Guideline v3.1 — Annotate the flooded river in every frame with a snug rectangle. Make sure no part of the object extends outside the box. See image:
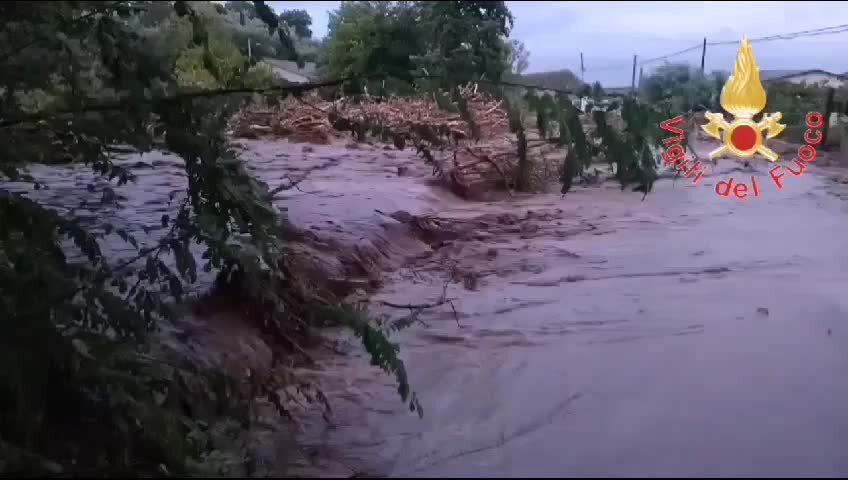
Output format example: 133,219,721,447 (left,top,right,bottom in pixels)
11,139,848,477
283,142,848,477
